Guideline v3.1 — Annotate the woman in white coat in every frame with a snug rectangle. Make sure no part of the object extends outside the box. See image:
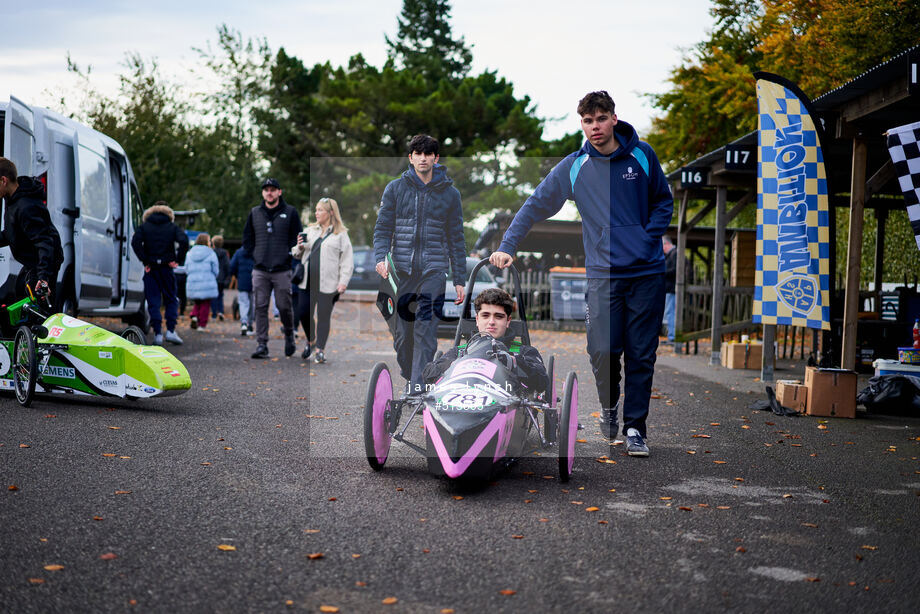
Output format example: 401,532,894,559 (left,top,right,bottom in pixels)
291,197,354,363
